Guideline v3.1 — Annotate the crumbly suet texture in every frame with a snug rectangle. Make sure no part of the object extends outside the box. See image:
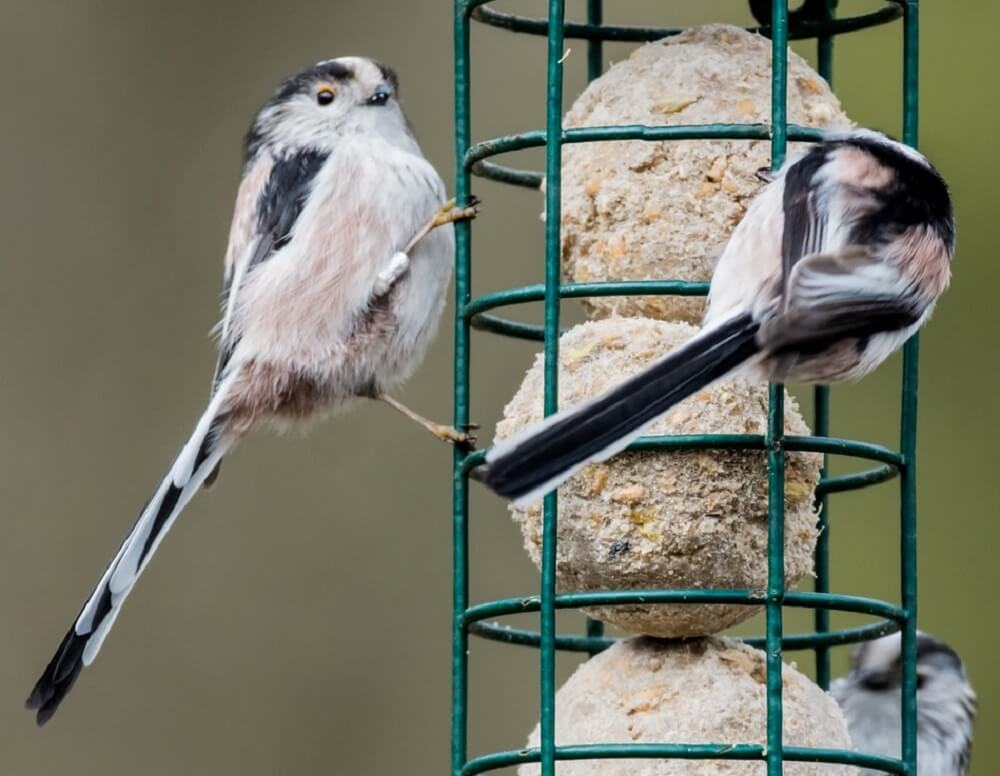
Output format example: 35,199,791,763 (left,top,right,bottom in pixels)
494,318,821,637
555,24,852,324
518,637,857,776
